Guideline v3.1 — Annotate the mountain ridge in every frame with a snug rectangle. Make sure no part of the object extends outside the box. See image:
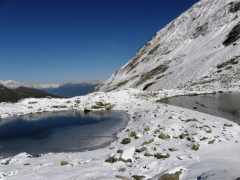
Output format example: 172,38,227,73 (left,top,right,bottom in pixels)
0,80,102,90
95,0,240,92
0,85,60,103
42,81,102,97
